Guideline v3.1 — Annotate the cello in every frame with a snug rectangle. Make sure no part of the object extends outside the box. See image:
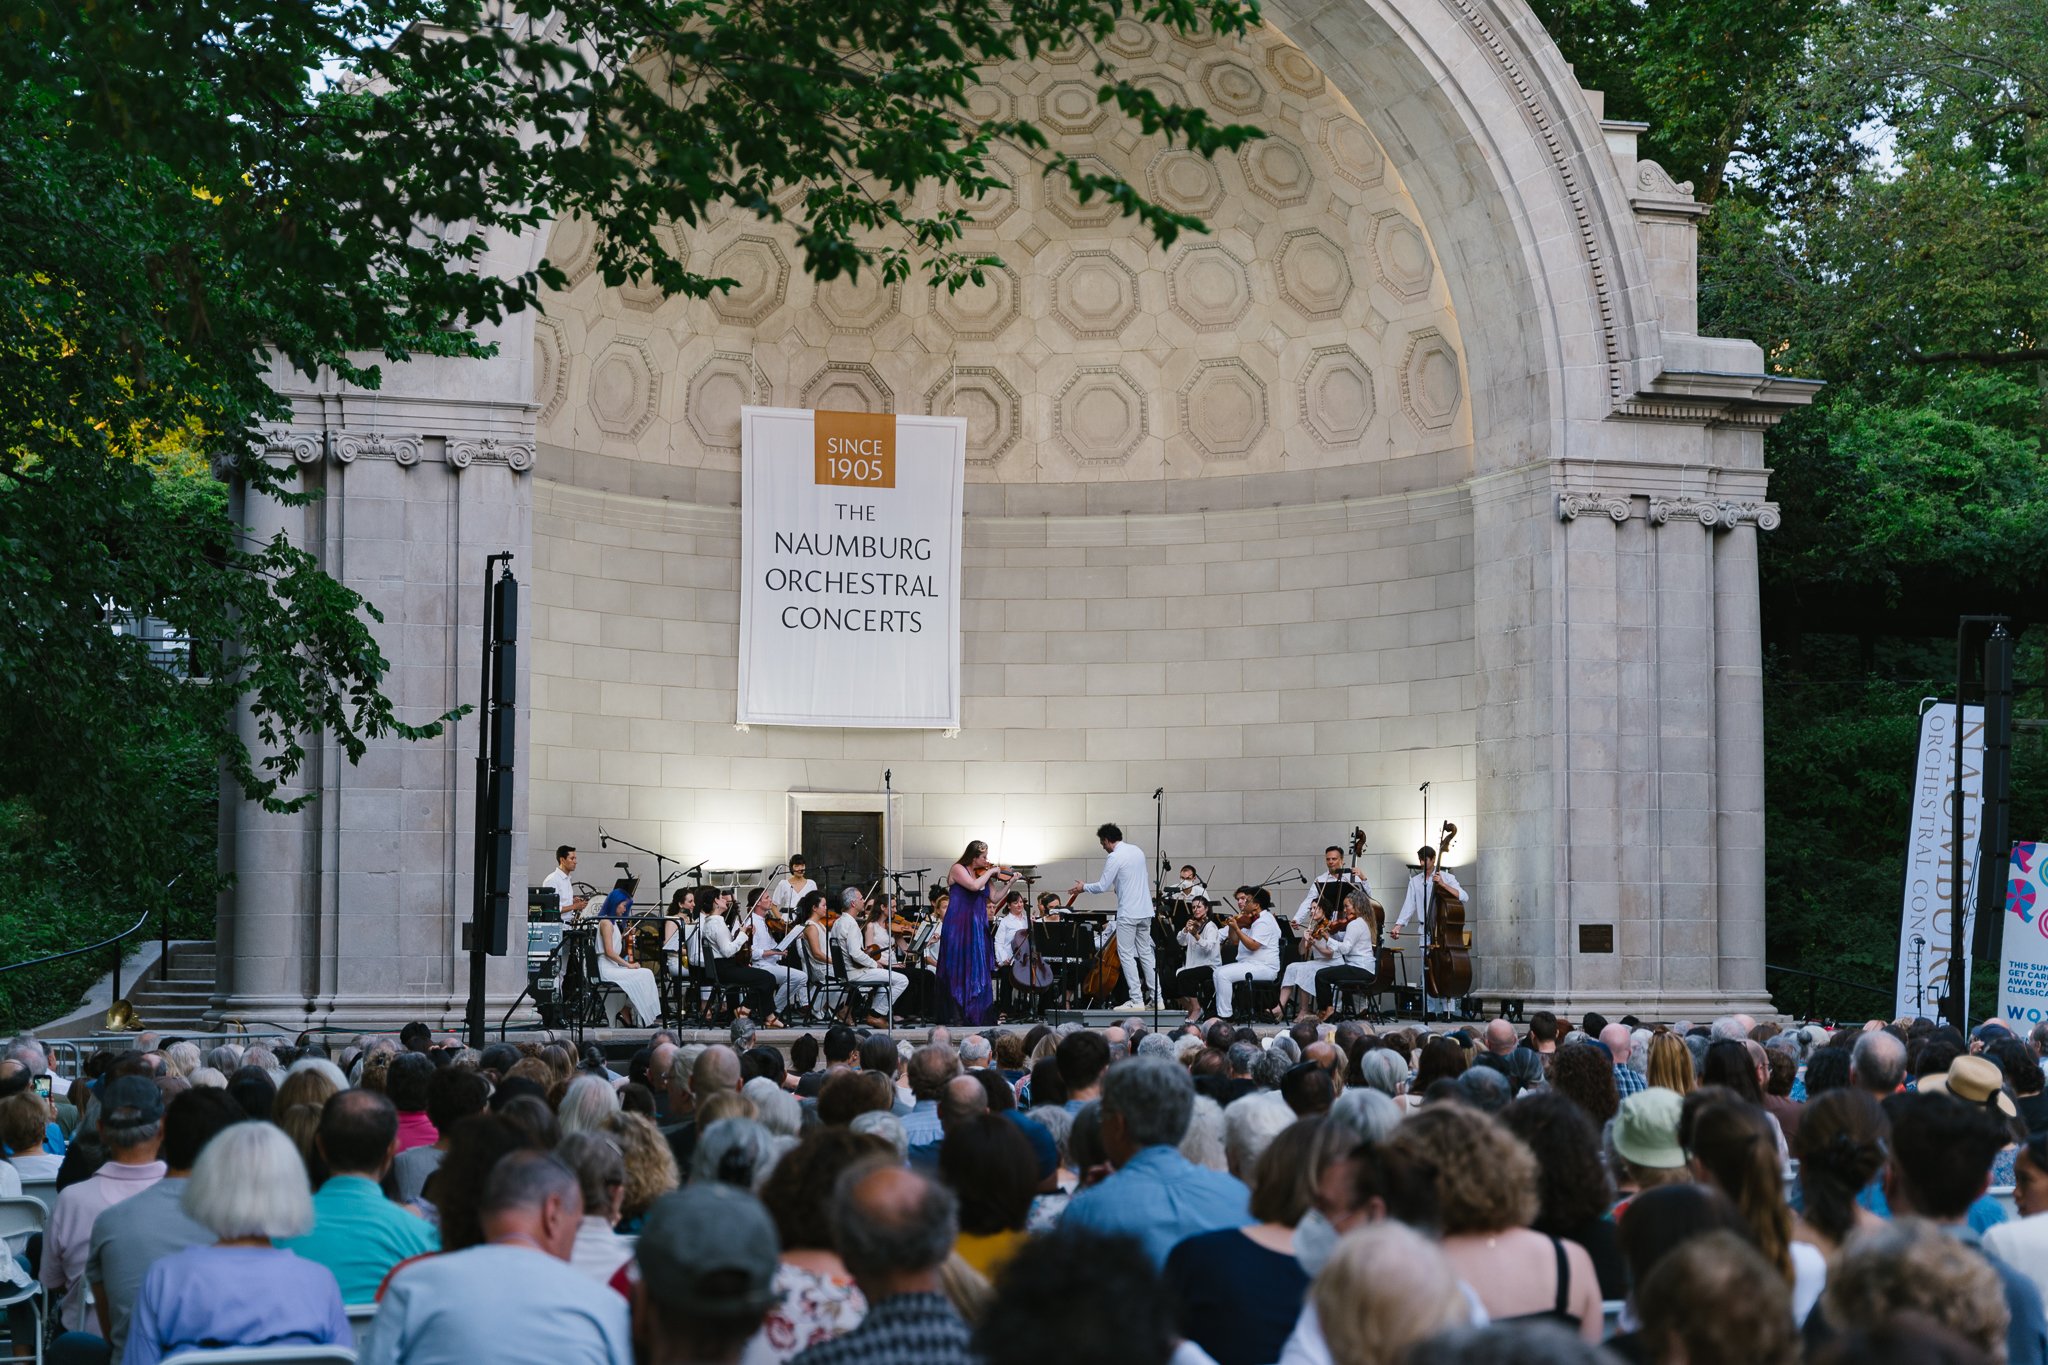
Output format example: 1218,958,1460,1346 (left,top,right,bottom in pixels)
1422,821,1472,1001
1074,889,1123,1003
